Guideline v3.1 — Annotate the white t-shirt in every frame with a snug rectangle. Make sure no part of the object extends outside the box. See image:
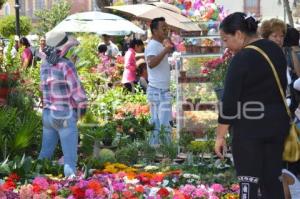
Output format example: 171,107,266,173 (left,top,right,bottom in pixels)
145,39,170,89
98,41,120,58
